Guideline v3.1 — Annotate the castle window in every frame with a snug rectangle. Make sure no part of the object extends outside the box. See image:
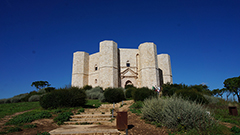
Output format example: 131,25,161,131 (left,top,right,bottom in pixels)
95,79,97,84
95,64,98,71
126,60,130,67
